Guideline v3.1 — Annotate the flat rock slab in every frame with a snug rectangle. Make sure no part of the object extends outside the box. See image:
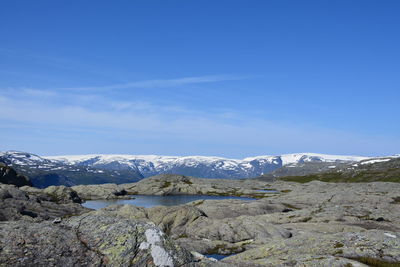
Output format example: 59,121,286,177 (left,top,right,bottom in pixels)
0,214,196,267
